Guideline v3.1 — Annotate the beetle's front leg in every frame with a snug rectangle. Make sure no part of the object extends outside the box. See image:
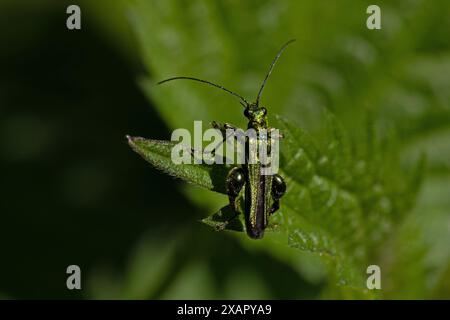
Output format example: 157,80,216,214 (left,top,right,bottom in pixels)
211,121,237,134
226,166,246,214
203,121,242,163
269,127,284,139
270,174,286,214
181,121,238,163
